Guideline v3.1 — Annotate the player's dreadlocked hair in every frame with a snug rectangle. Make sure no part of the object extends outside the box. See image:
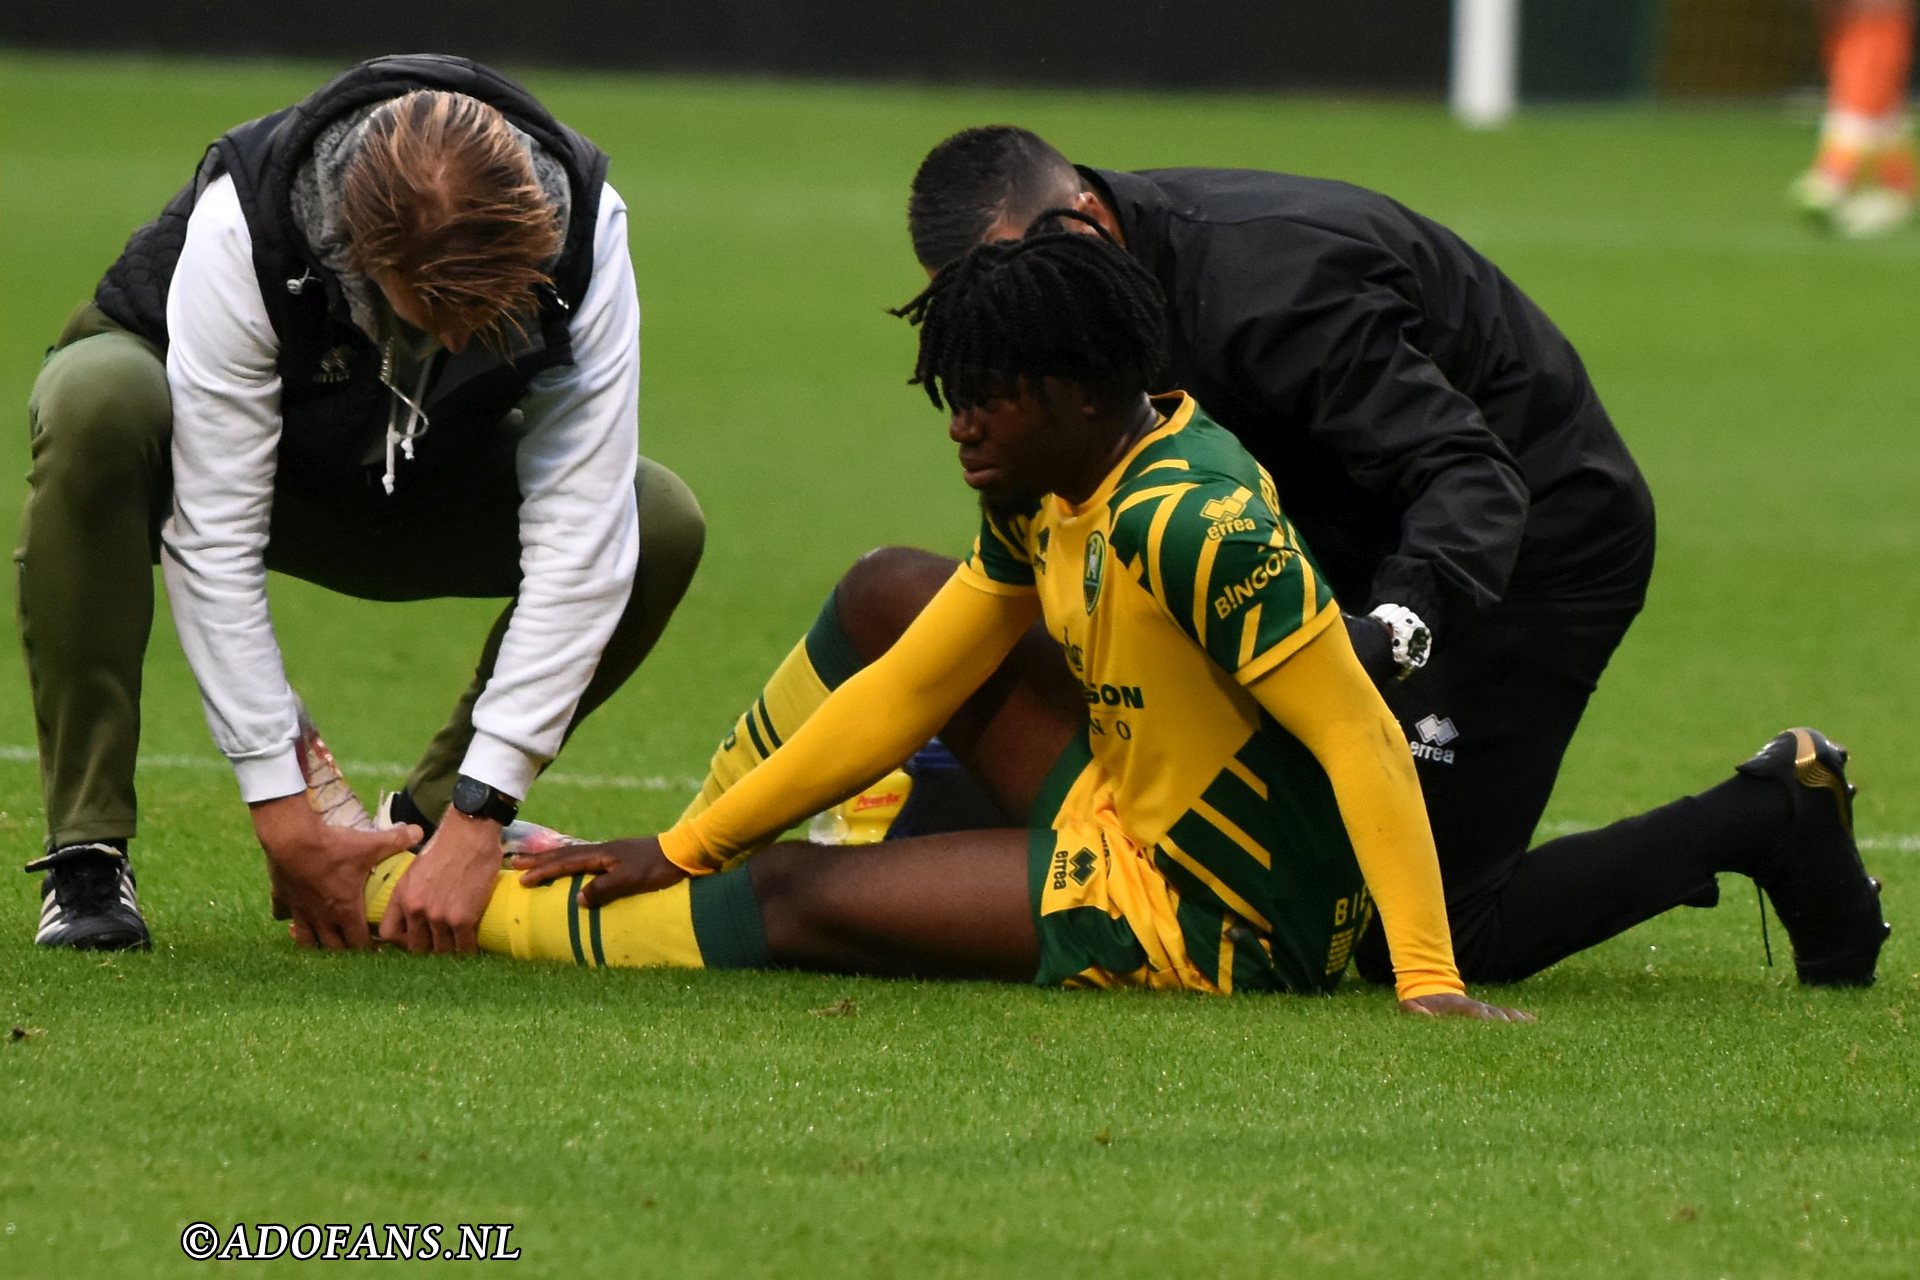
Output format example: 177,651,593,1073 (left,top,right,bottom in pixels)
892,212,1169,413
907,126,1084,270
